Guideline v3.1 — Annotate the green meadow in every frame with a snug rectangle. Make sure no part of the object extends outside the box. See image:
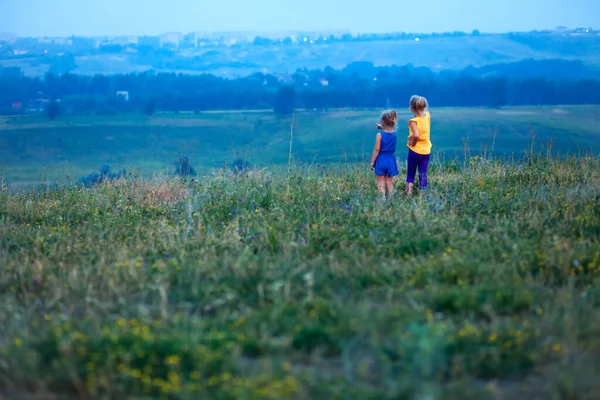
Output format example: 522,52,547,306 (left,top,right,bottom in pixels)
1,150,600,398
1,105,599,187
